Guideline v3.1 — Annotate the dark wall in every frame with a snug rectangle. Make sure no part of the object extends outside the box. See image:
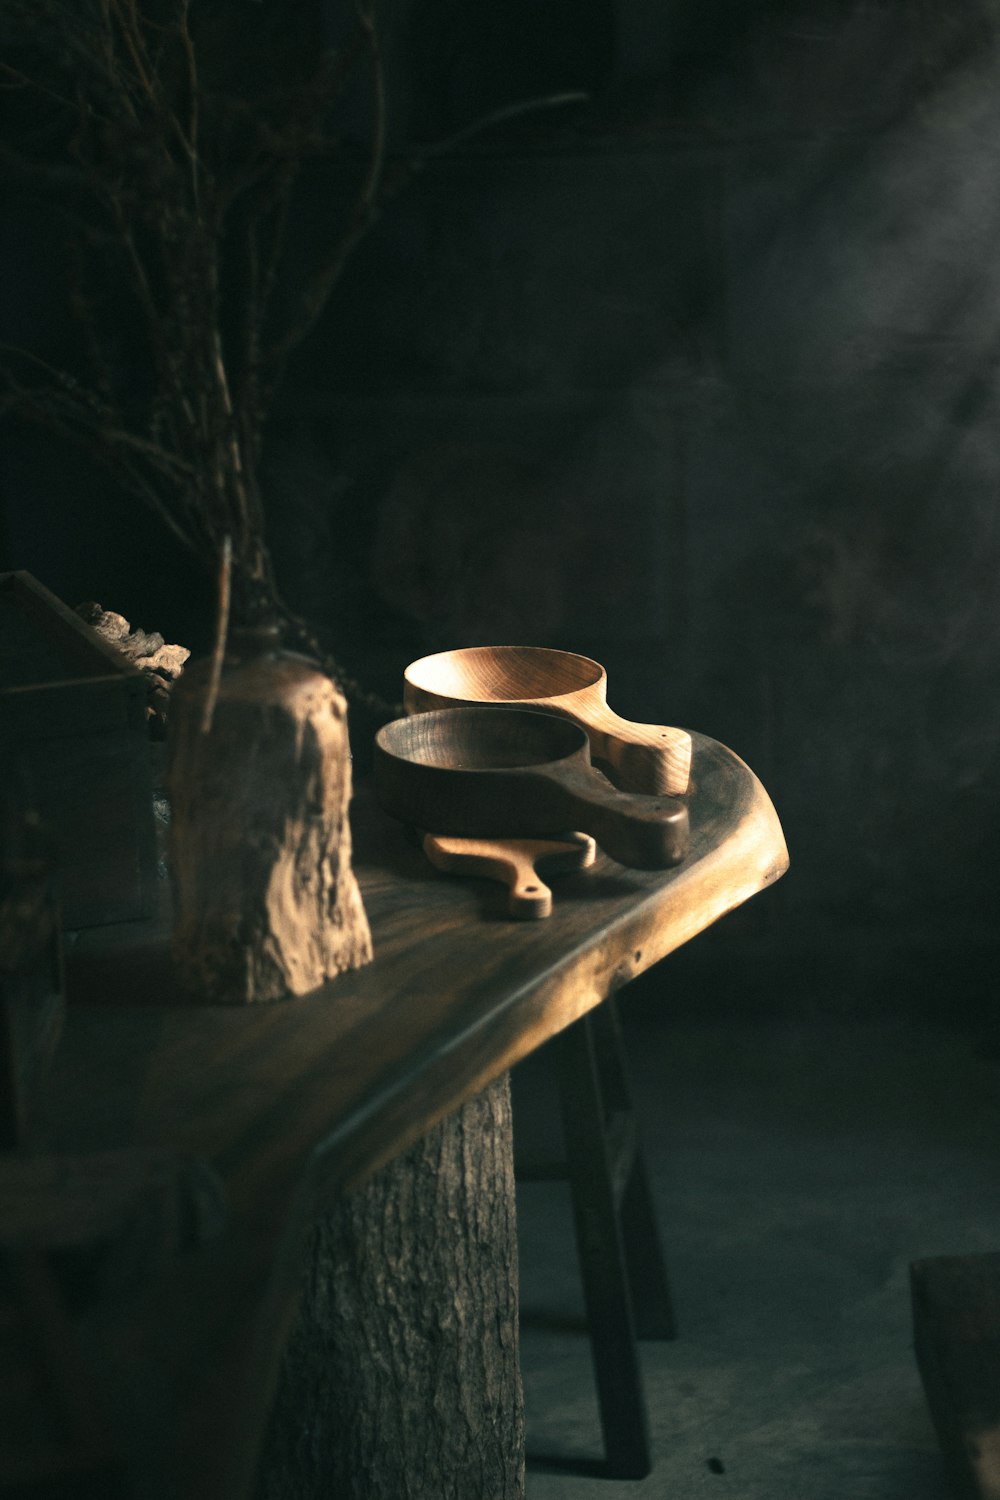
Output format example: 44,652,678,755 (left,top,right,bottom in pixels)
5,0,1000,1011
273,0,1000,1010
